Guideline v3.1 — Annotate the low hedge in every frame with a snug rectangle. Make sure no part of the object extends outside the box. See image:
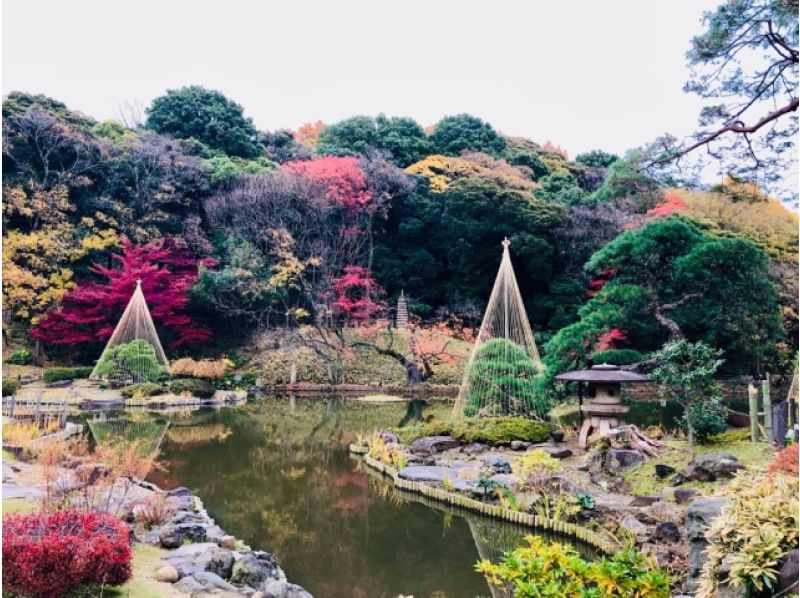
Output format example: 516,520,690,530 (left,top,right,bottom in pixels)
169,378,216,399
43,367,93,383
2,377,21,396
397,416,551,446
120,382,164,399
5,348,32,366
